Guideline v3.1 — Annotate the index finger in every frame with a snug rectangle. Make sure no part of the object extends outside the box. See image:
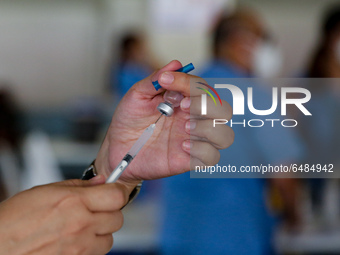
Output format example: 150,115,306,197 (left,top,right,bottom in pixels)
78,183,129,212
133,60,183,97
158,73,209,97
